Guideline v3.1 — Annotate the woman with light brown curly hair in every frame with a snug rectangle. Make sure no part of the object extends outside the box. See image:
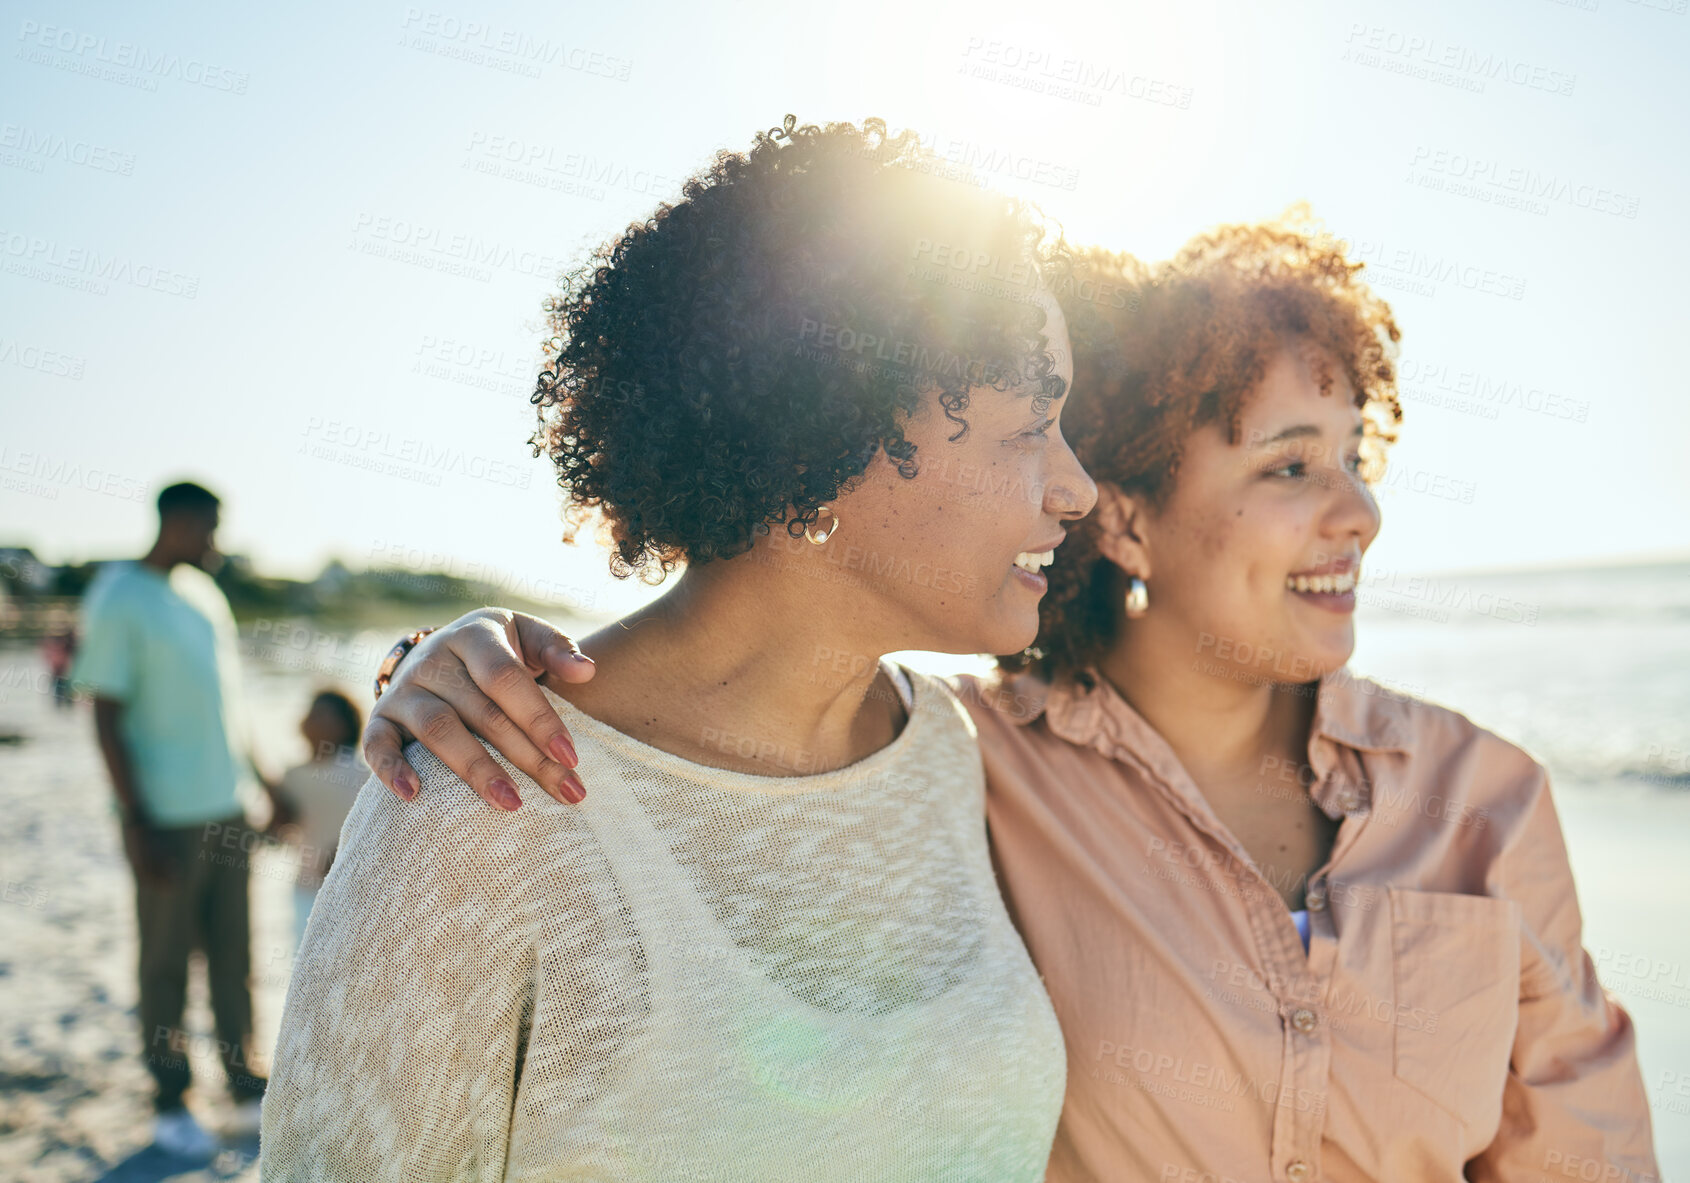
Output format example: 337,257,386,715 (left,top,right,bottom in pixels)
367,215,1658,1181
